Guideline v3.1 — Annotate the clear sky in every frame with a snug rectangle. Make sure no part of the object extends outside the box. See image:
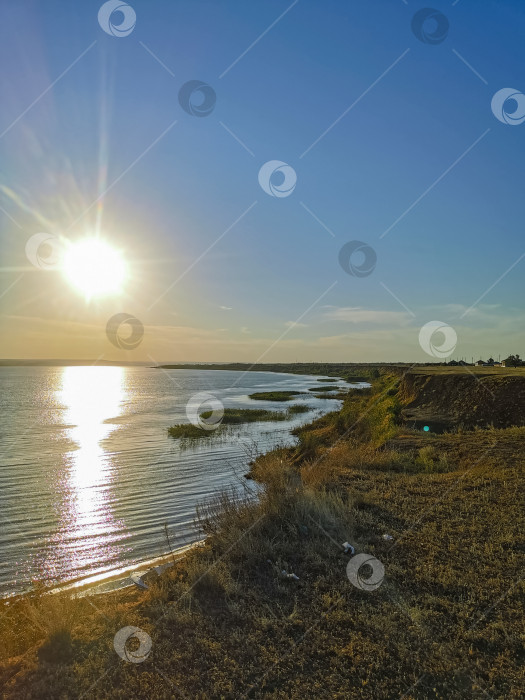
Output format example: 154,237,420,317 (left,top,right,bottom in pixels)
1,0,524,363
